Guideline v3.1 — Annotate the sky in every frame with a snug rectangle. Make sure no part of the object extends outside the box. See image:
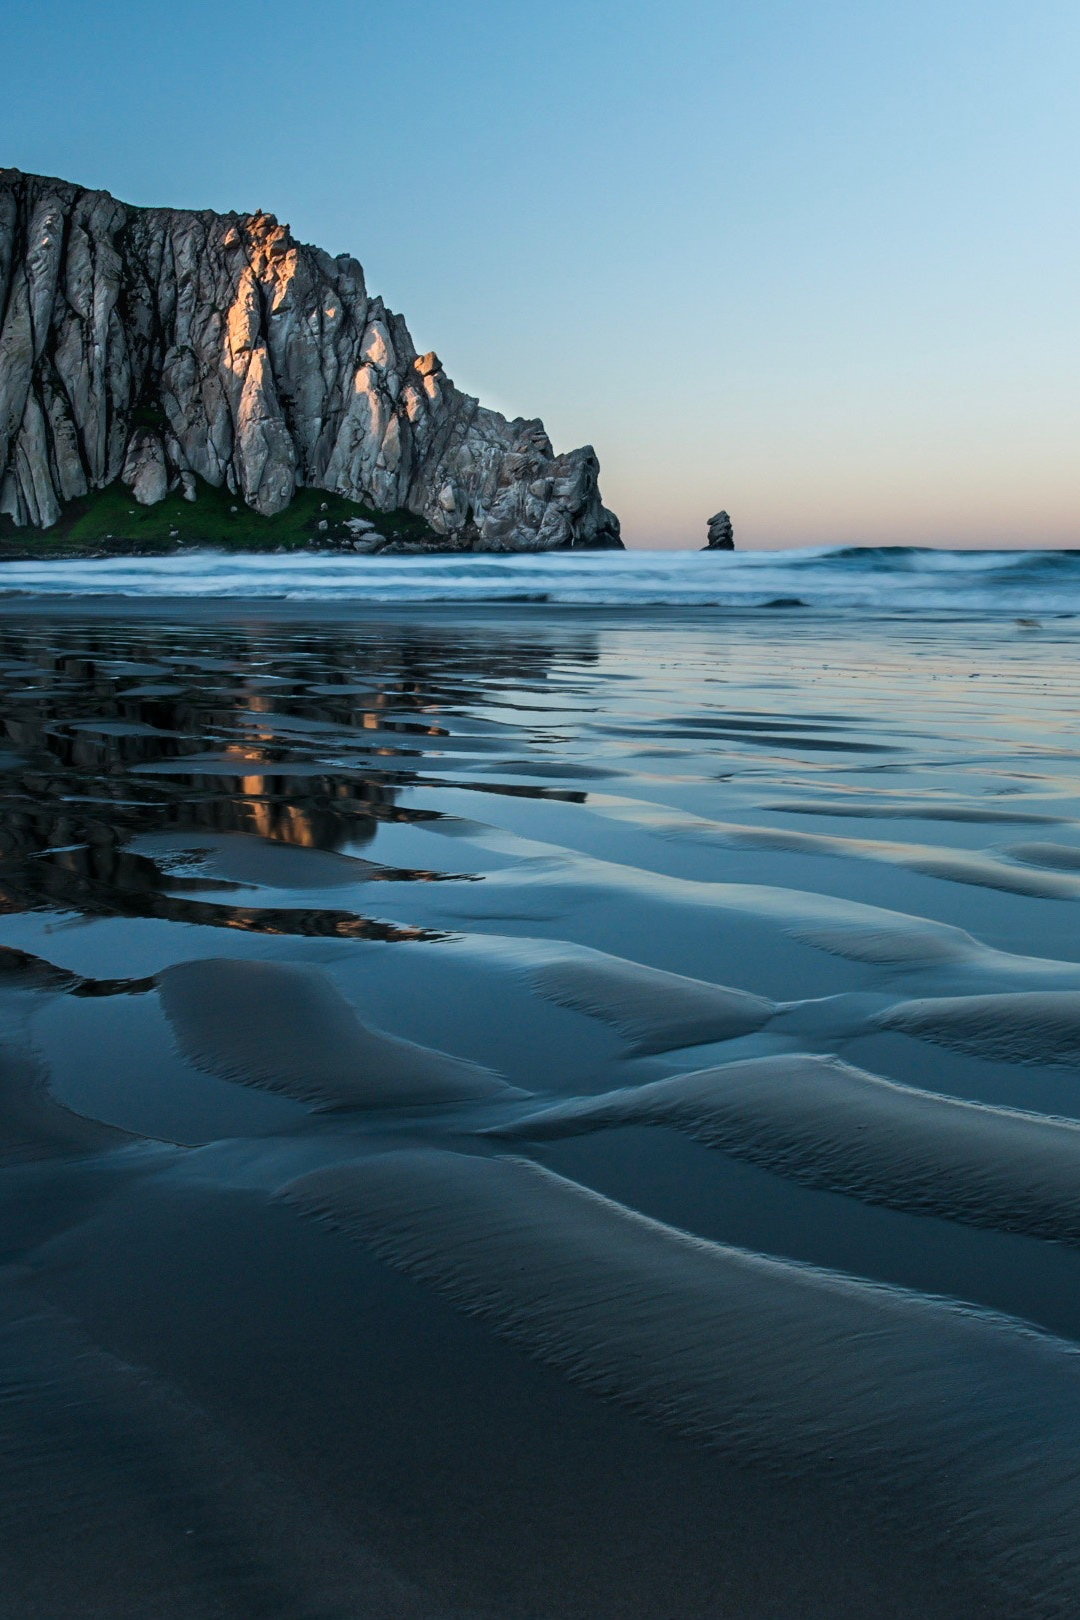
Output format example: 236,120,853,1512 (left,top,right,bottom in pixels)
3,0,1078,549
